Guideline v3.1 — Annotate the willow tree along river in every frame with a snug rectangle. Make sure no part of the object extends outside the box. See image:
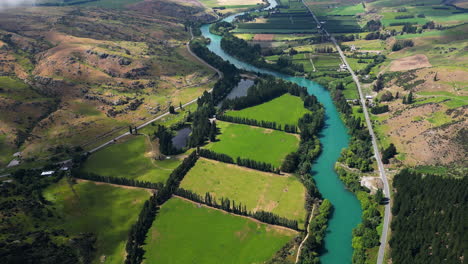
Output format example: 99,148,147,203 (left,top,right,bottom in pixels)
199,3,362,263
